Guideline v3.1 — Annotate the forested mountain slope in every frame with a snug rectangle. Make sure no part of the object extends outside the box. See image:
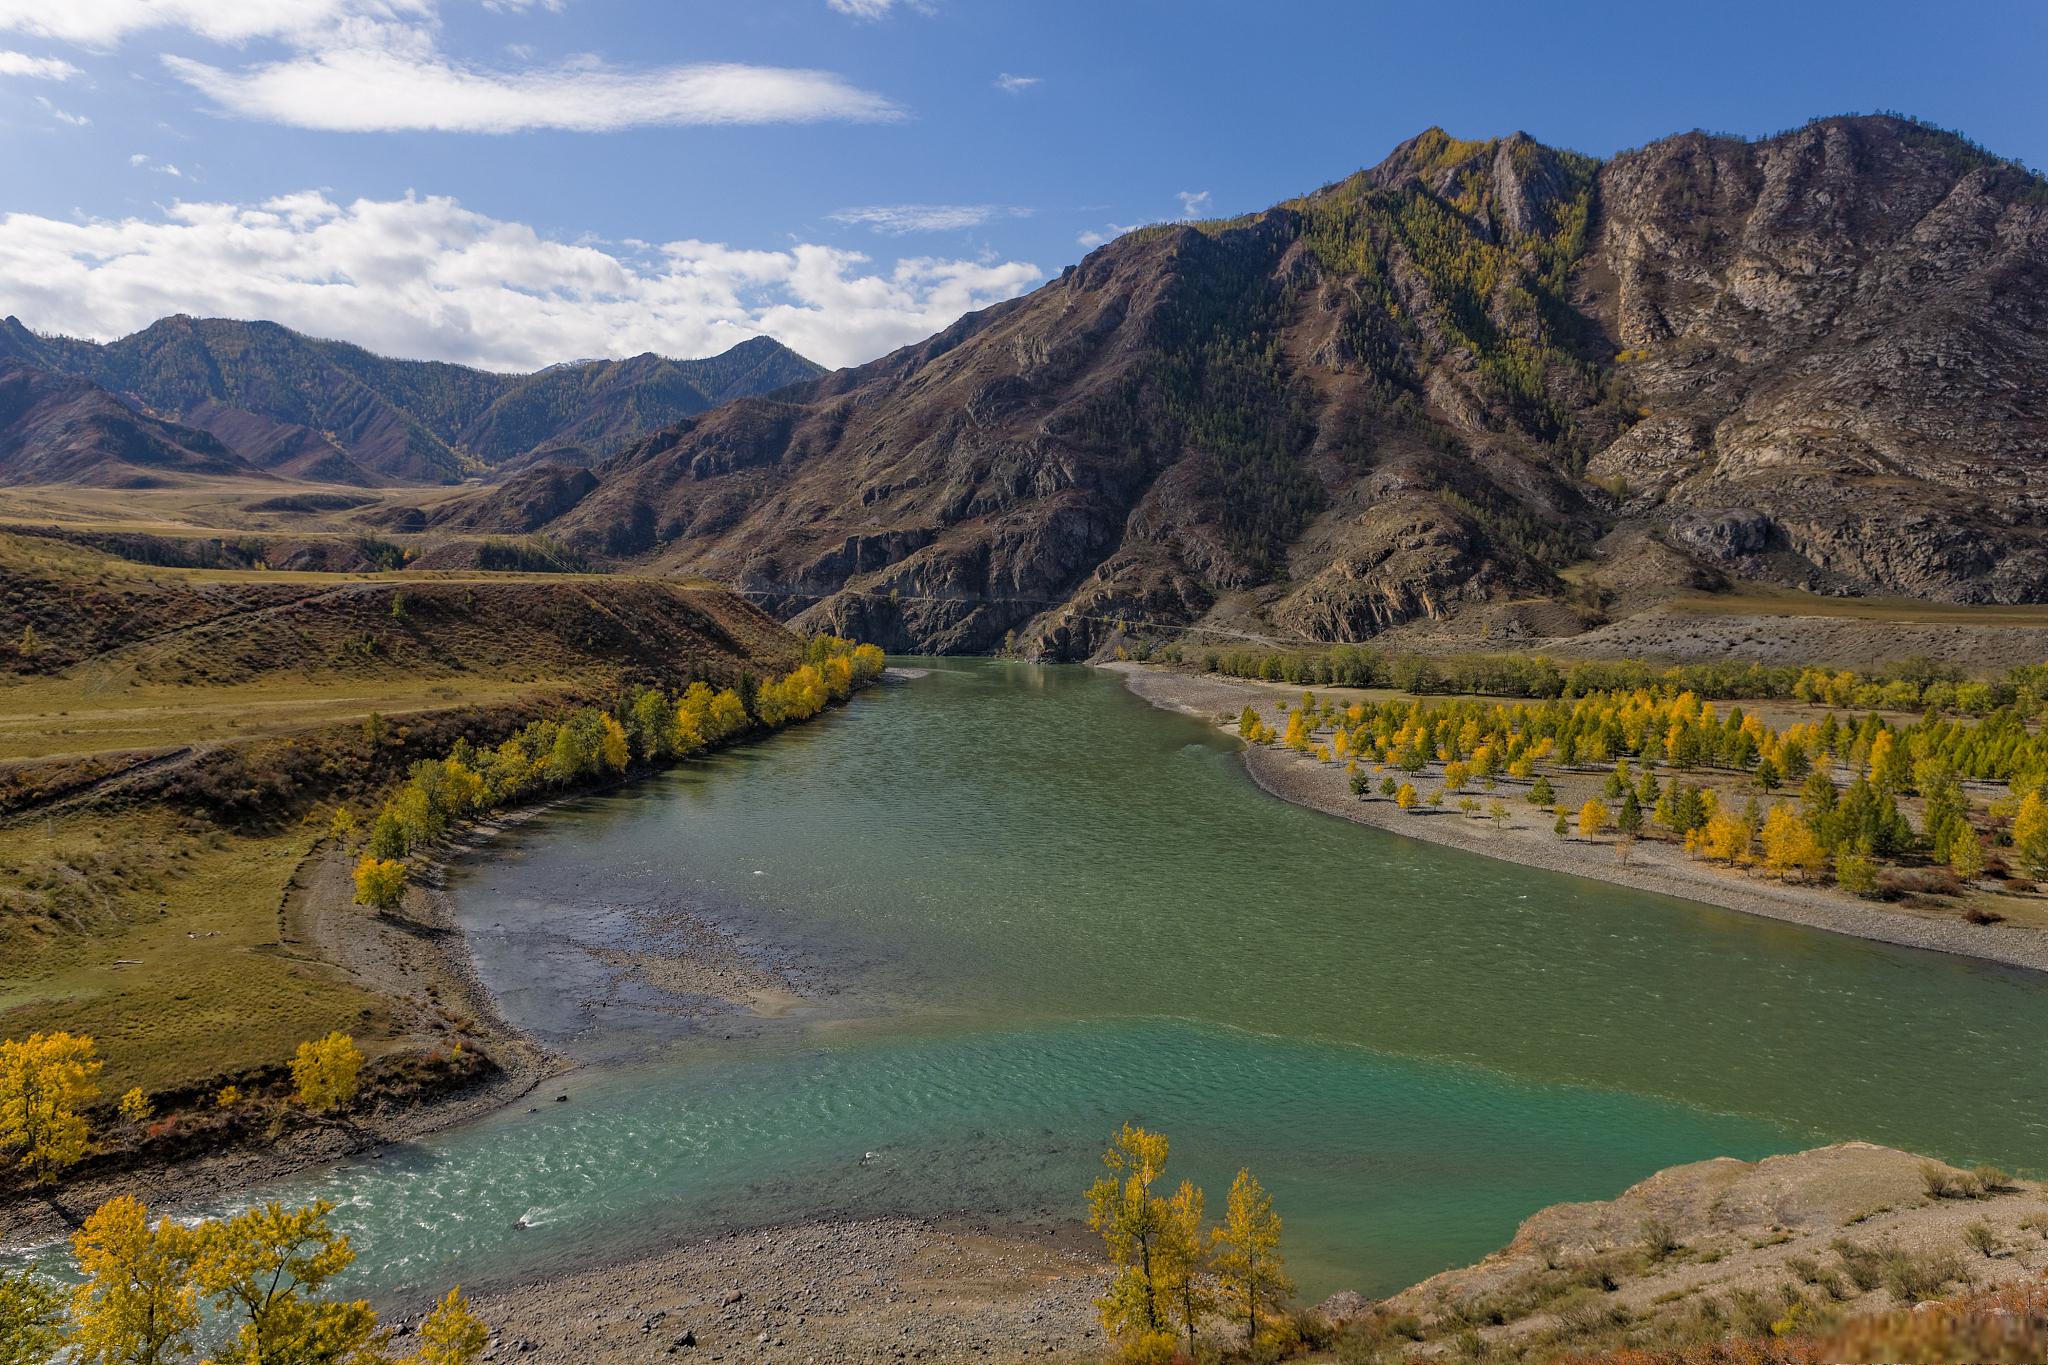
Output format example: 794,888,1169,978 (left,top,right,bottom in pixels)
442,115,2048,657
